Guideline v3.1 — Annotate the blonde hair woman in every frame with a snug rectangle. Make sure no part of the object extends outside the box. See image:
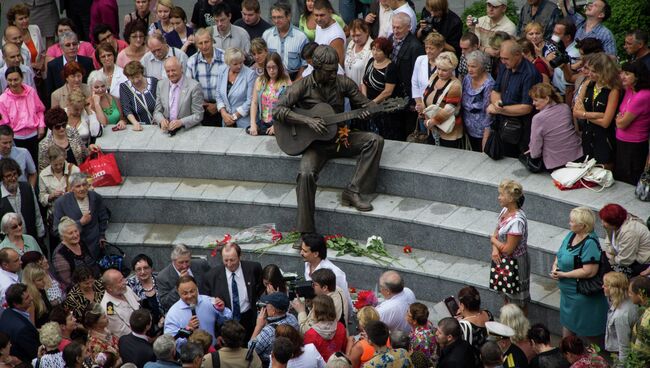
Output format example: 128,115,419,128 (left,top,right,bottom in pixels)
490,179,530,311
65,90,102,147
499,304,534,361
422,51,463,147
603,272,638,364
551,207,608,344
347,306,380,368
572,52,621,168
149,0,174,36
413,32,452,114
35,322,65,367
23,263,53,328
